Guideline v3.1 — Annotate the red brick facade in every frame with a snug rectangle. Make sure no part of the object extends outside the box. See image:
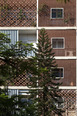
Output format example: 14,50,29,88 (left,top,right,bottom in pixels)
46,30,76,56
0,0,77,115
56,59,76,86
0,0,76,87
39,0,76,27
